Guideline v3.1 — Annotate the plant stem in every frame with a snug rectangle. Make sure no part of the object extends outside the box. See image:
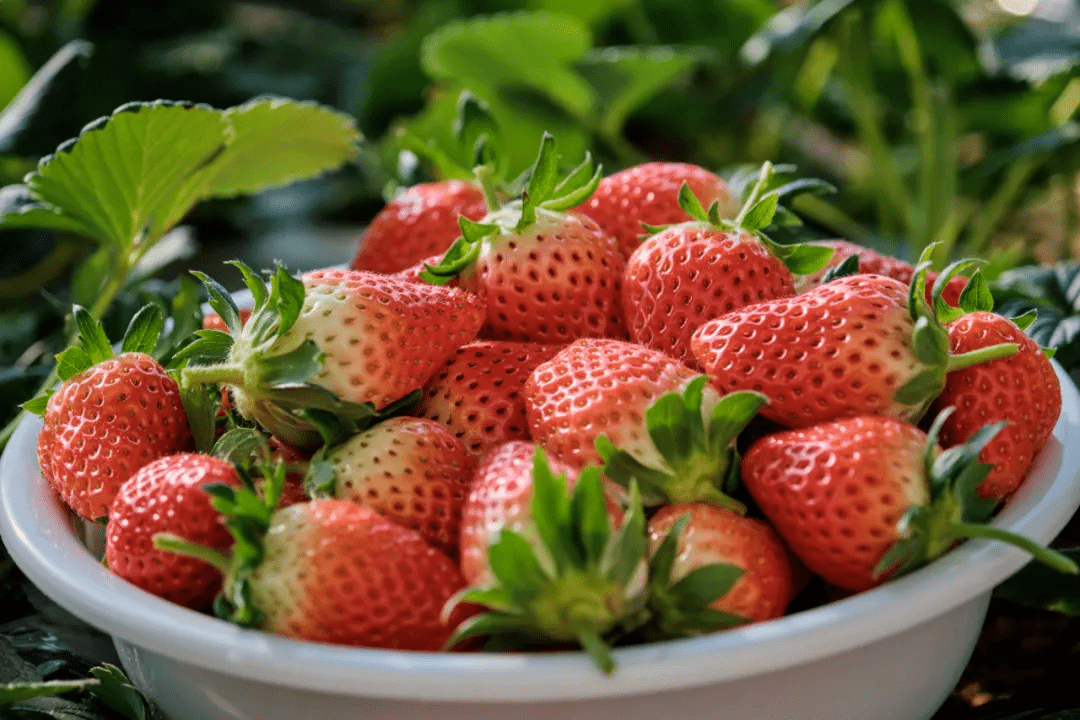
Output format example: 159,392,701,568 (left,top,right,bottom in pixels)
952,521,1078,574
945,343,1019,372
964,156,1041,258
